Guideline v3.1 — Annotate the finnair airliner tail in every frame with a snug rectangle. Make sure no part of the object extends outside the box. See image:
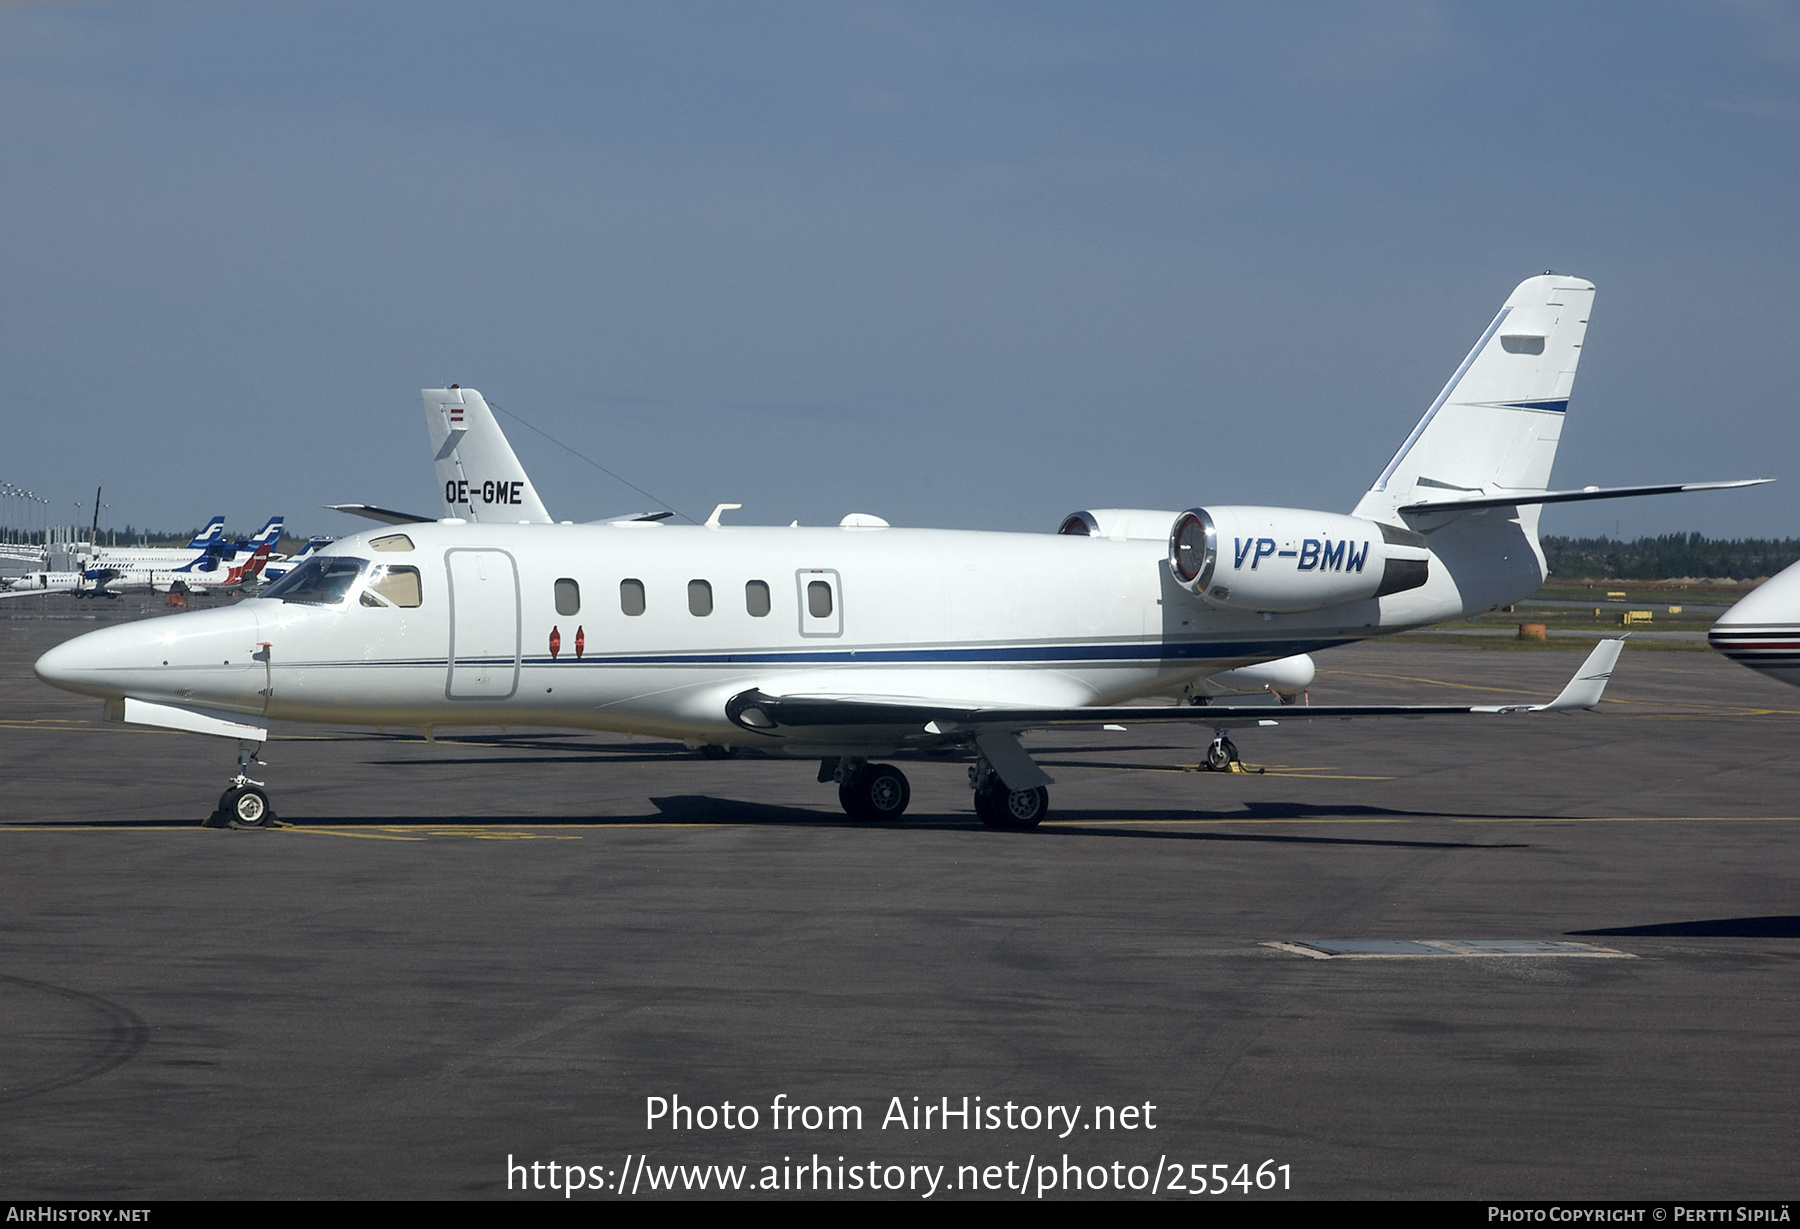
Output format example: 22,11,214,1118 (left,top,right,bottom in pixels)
186,518,227,550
